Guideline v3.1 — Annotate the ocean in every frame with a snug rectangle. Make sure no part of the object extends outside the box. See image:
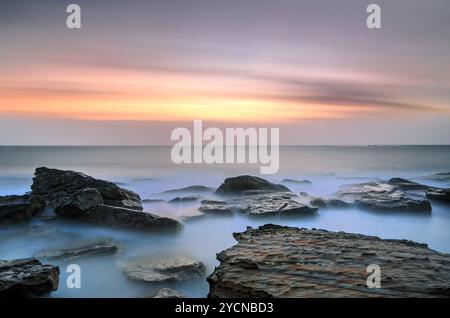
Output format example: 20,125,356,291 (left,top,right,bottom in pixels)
1,145,449,297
